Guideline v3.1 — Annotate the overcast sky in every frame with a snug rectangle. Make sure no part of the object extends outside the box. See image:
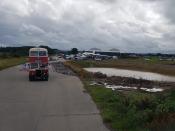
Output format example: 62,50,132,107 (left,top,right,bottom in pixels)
0,0,175,53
